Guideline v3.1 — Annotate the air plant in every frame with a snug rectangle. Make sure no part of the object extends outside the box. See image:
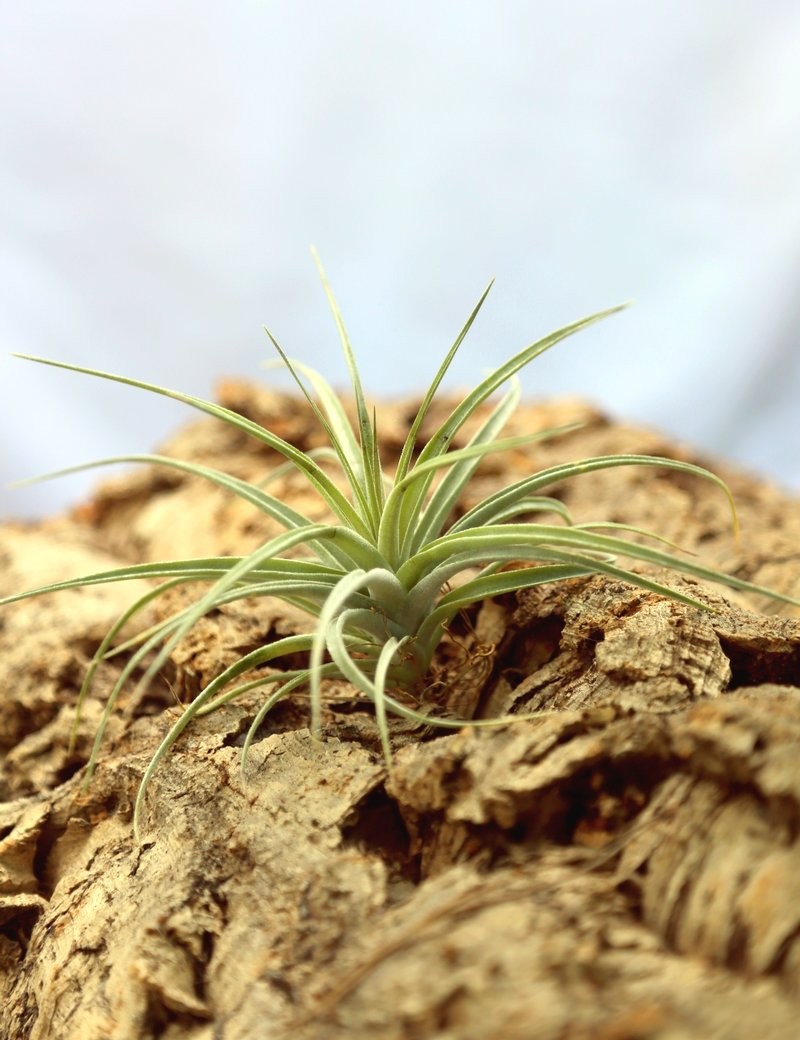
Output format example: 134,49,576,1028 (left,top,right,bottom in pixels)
5,261,798,839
